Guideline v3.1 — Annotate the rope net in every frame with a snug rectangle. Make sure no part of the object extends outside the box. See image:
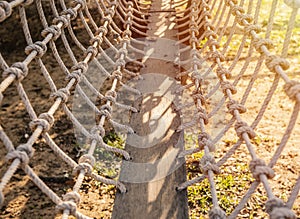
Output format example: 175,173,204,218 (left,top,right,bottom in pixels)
0,0,299,218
